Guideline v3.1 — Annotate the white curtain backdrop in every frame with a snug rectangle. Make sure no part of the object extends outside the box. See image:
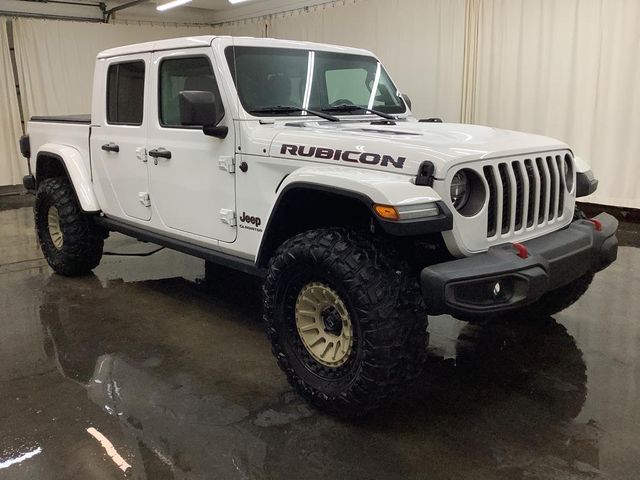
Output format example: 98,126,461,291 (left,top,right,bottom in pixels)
471,0,640,209
268,0,466,123
13,17,266,119
3,1,639,208
0,18,25,186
